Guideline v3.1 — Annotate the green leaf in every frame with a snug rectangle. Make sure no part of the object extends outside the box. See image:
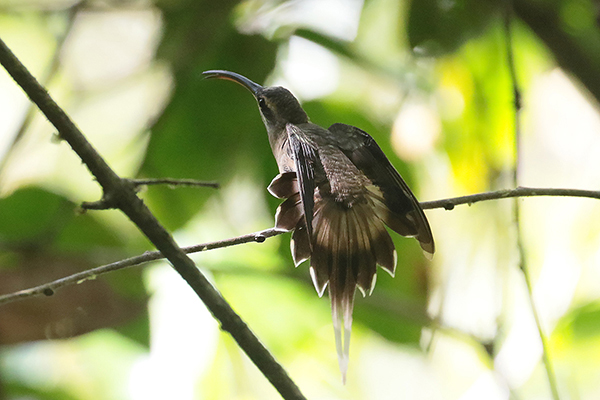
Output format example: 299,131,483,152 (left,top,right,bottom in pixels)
407,0,499,56
355,298,424,344
0,186,149,346
0,186,128,253
140,1,278,231
104,266,149,348
561,301,600,340
5,382,80,400
216,272,330,356
54,212,124,253
354,238,429,345
0,187,73,246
